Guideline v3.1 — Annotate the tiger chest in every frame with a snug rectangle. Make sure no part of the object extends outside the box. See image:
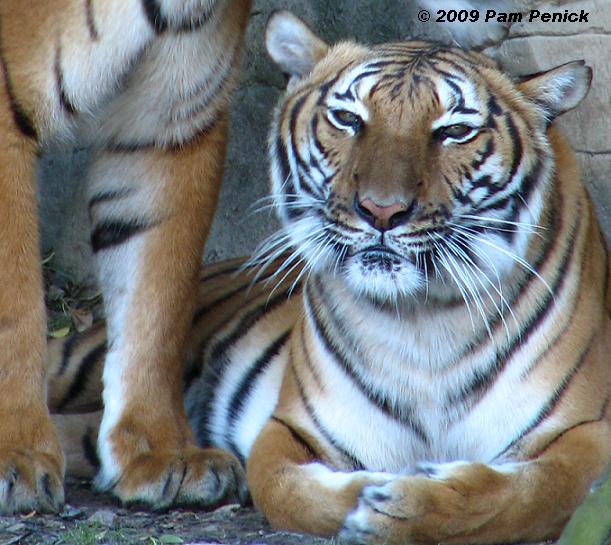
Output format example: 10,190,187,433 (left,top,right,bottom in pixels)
303,333,548,472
